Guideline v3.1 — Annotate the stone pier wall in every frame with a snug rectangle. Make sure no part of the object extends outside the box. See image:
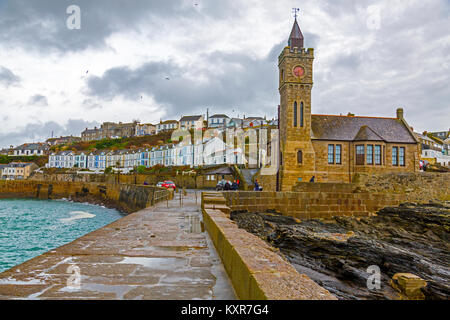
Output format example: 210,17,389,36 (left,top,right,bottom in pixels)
222,173,449,219
31,172,222,190
353,172,450,202
201,192,336,300
223,188,404,219
0,181,171,213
